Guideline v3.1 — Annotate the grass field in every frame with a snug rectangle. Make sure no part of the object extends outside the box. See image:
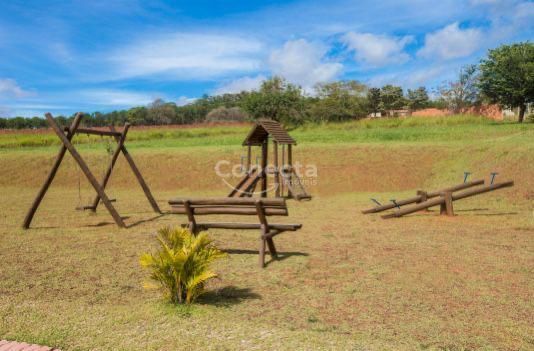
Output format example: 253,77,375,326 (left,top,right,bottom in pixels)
0,116,533,350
